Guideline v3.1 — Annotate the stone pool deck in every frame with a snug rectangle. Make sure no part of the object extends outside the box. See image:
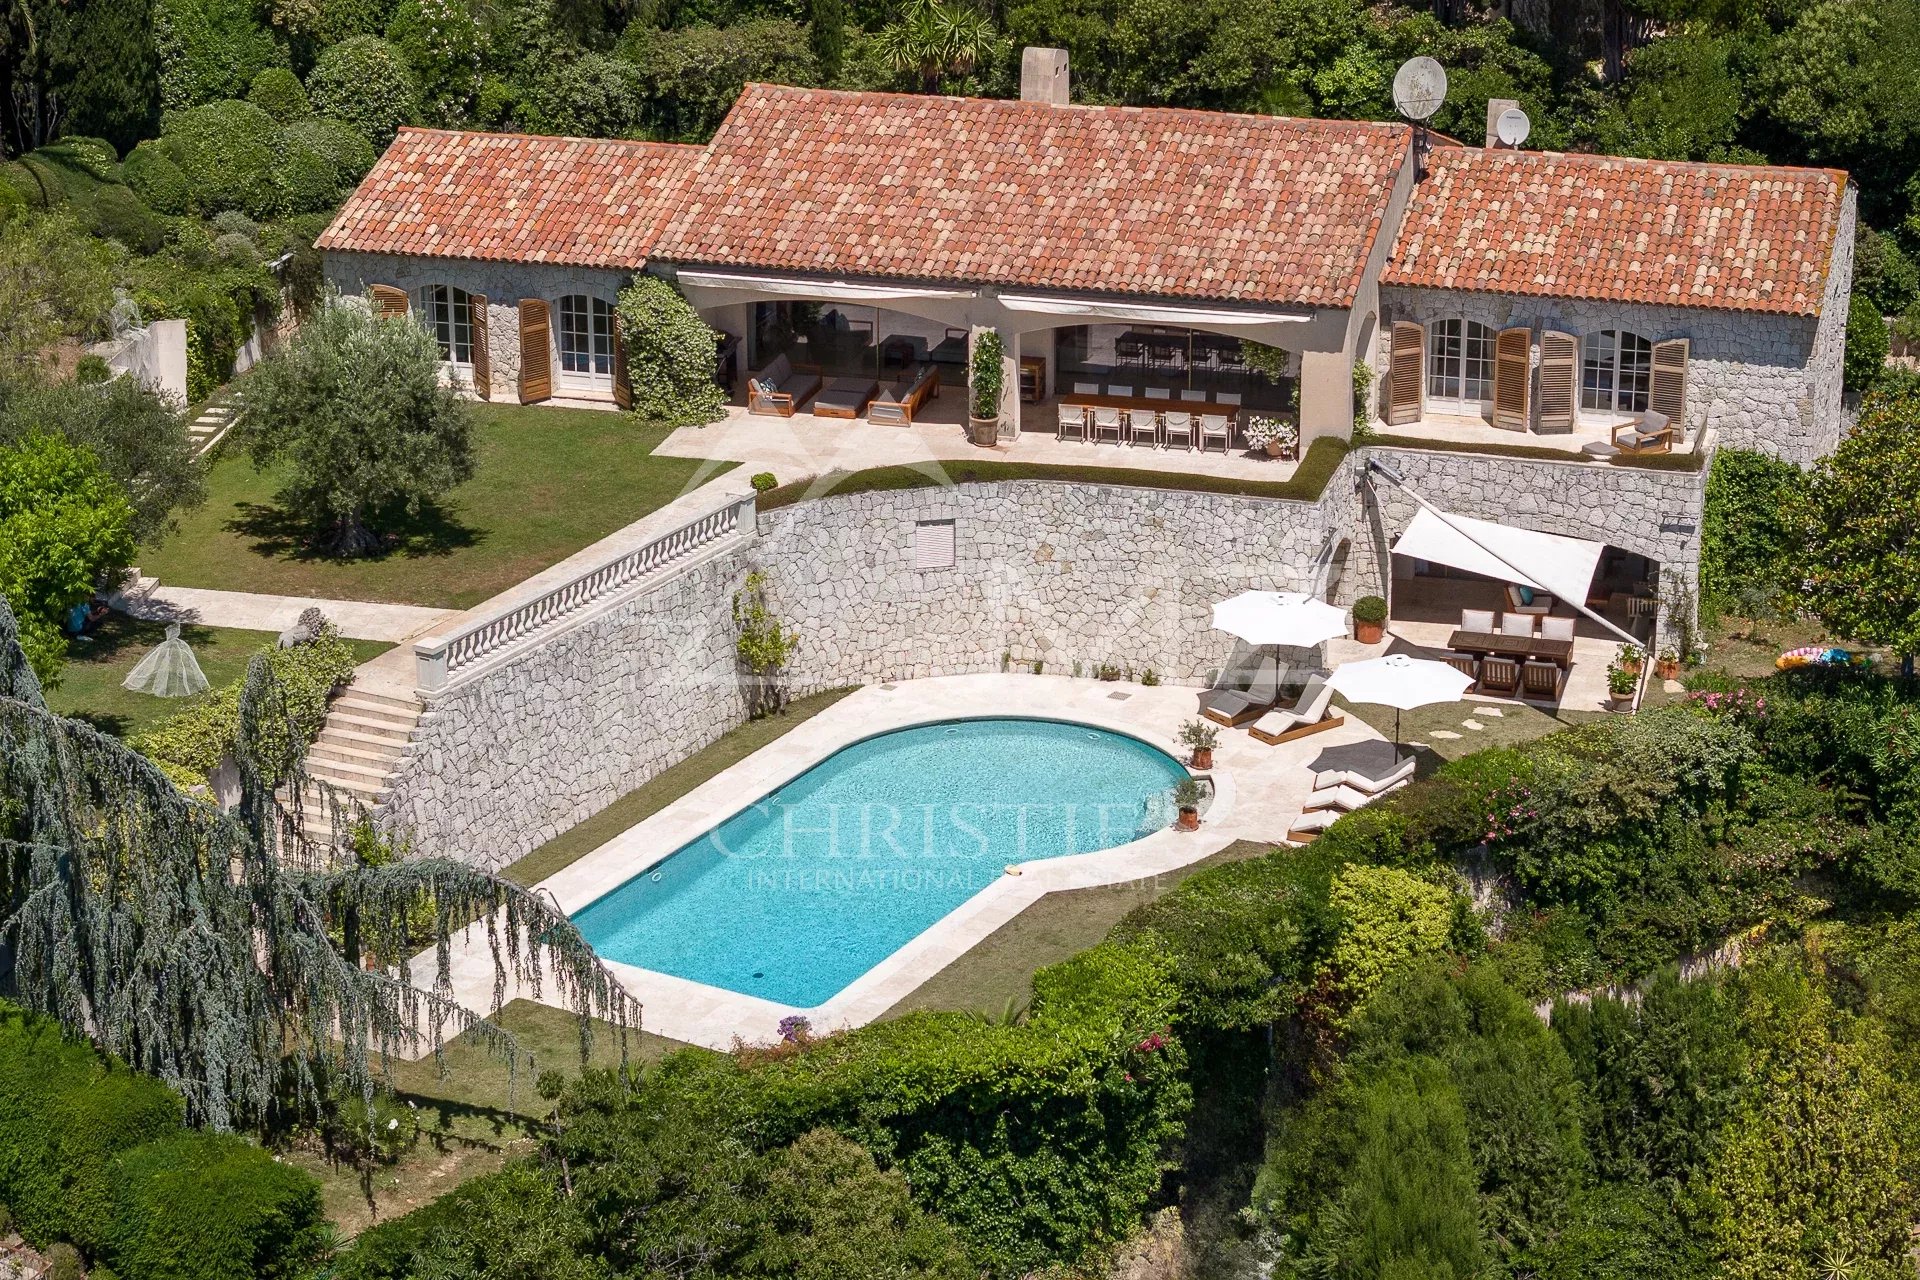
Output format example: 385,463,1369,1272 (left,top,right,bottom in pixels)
406,671,1388,1052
